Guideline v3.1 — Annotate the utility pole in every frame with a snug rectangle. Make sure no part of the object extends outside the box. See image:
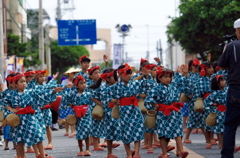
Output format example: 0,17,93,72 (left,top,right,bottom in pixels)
156,39,163,65
159,39,163,65
45,24,51,75
39,0,44,70
0,0,4,77
57,0,61,20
